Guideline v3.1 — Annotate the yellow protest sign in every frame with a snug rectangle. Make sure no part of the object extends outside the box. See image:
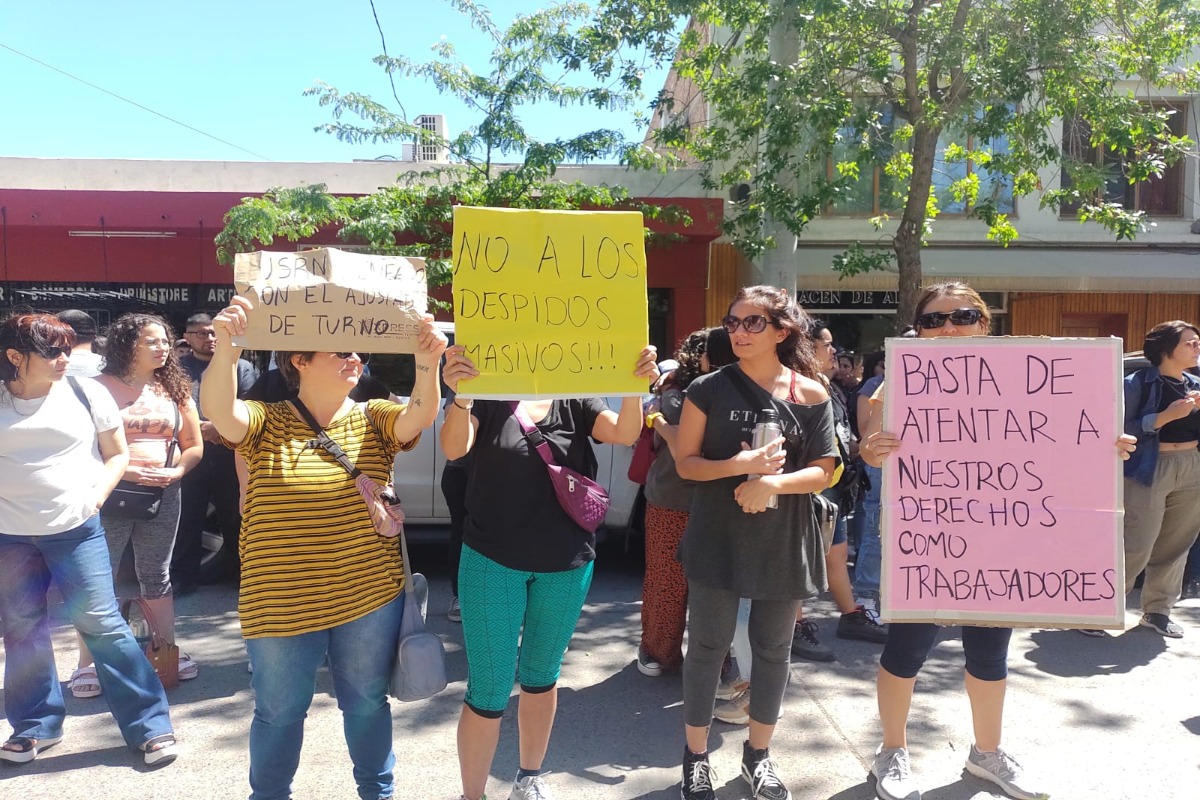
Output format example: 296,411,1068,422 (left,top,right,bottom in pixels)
452,206,648,399
232,248,428,352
